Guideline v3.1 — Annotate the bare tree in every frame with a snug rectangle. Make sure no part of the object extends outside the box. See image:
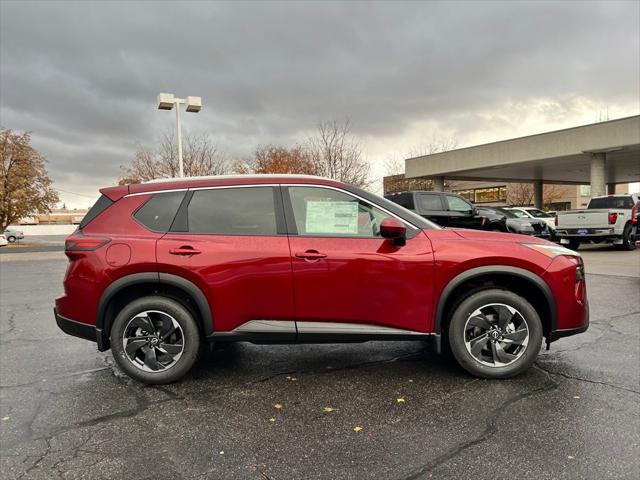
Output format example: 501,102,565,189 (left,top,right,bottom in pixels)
380,133,459,194
507,182,570,208
0,128,59,230
120,131,229,184
307,119,369,187
234,144,317,175
407,132,458,158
